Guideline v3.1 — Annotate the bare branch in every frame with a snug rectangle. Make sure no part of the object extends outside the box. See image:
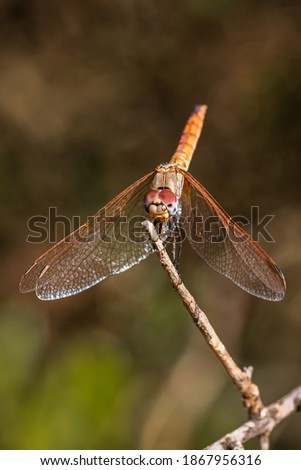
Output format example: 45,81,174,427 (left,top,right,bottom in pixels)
259,431,271,450
143,220,264,417
206,385,301,449
143,221,301,449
